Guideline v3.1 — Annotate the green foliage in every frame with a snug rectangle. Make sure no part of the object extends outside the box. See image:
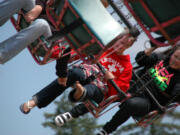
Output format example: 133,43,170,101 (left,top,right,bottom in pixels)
42,91,101,135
